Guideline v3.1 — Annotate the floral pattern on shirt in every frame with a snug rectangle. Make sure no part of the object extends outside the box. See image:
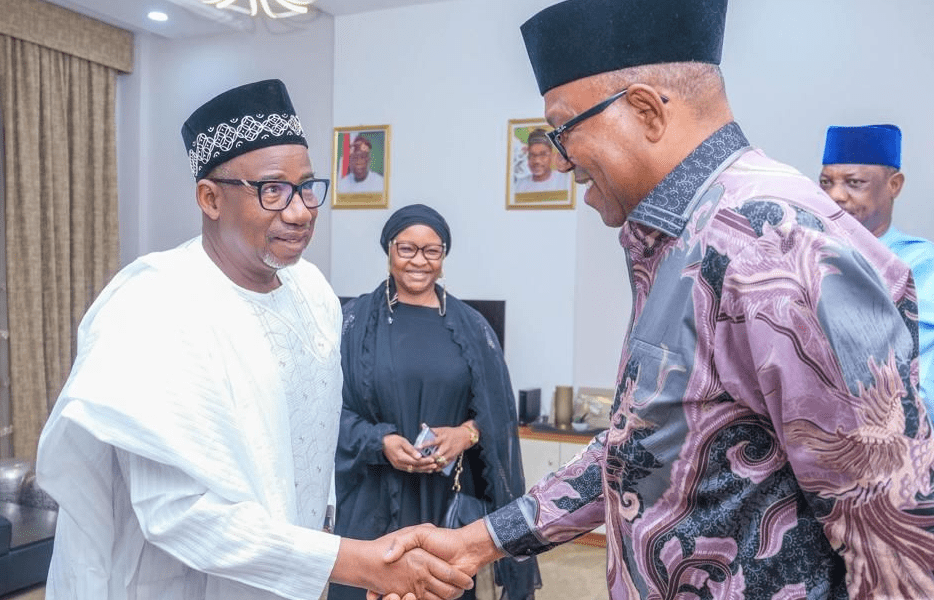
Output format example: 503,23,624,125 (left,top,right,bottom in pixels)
487,123,934,599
